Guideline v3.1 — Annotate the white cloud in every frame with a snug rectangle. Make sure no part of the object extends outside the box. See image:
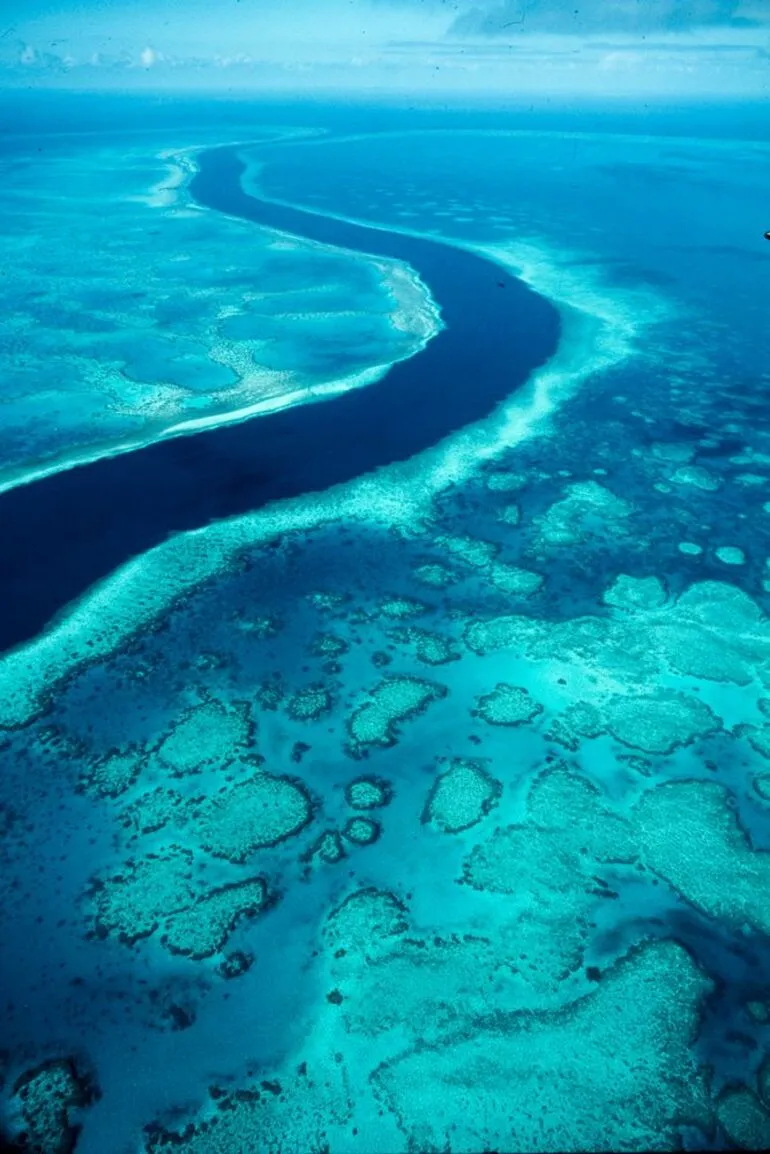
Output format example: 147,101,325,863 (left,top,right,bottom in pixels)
597,51,645,72
1,0,769,96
